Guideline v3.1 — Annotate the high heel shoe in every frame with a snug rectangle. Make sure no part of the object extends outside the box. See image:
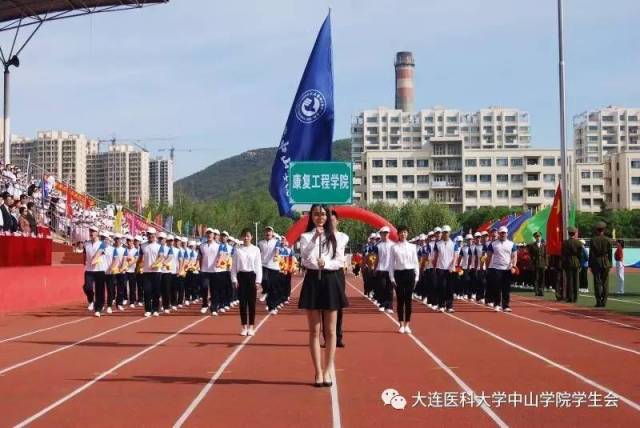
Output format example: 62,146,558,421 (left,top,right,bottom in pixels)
322,381,333,387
